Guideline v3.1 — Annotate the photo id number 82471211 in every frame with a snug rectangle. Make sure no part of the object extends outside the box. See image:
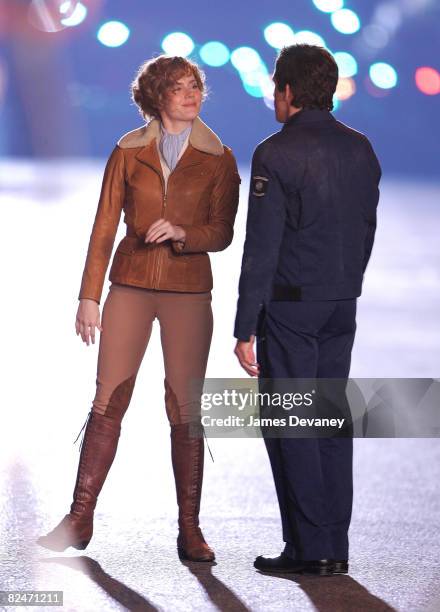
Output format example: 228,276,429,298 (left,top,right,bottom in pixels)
0,591,63,606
